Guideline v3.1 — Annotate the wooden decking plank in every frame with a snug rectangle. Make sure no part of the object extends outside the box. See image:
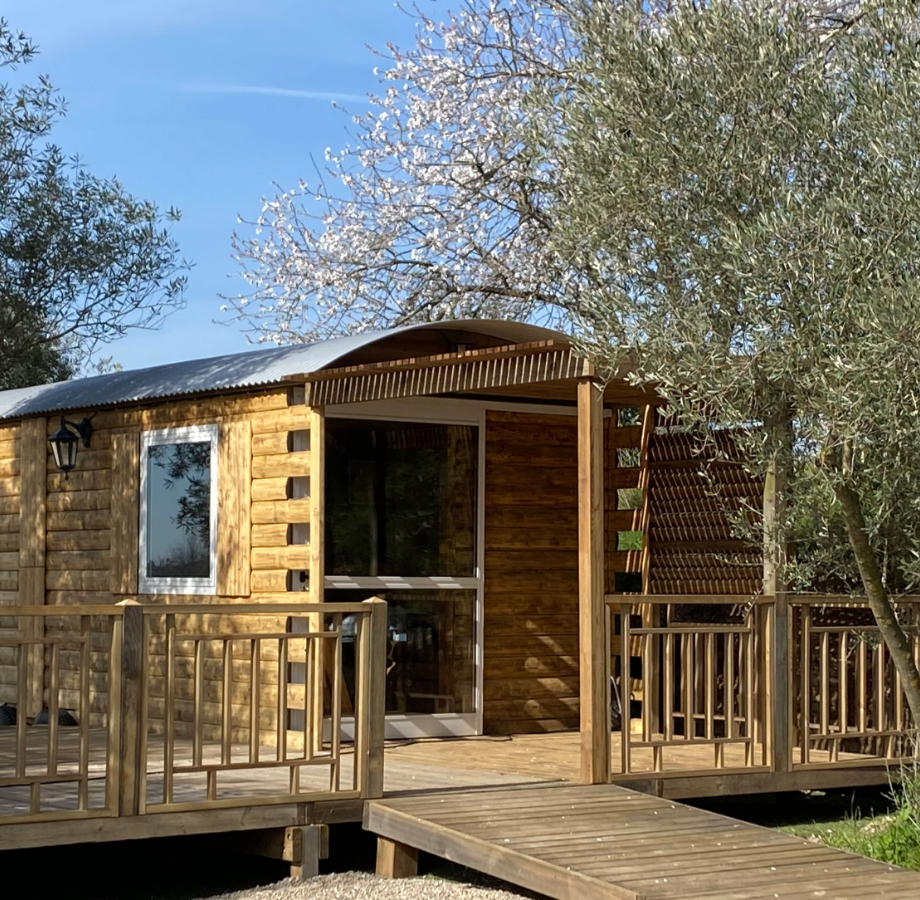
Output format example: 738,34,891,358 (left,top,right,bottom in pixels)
365,783,920,900
674,870,920,900
364,802,637,900
572,845,845,876
616,856,895,893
